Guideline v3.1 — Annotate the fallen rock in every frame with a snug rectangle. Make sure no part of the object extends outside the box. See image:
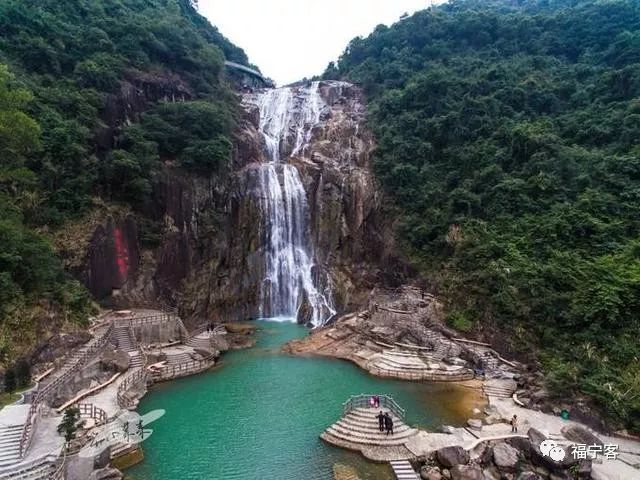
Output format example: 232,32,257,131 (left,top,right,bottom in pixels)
440,425,456,434
493,442,520,470
100,349,130,373
436,446,470,468
420,466,443,480
507,436,531,457
449,464,483,480
467,418,483,430
484,413,503,425
561,425,603,447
